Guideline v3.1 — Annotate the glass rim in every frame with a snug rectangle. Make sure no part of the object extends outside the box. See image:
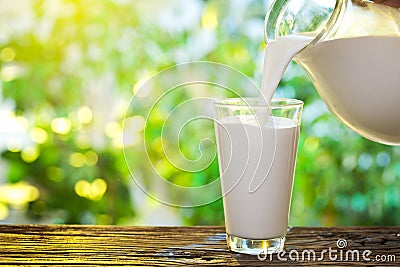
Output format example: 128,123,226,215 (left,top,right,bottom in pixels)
214,97,304,108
